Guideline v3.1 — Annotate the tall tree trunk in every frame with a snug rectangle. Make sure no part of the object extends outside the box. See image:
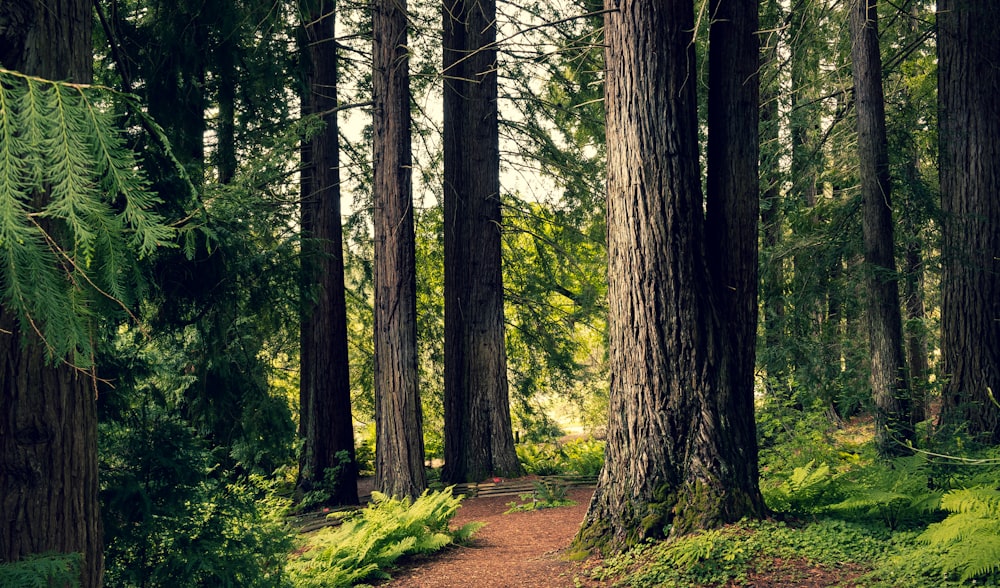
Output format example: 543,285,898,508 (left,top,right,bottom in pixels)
298,0,358,505
577,0,763,552
850,0,913,456
759,0,787,394
441,0,521,484
704,0,766,516
938,0,1000,443
0,1,103,586
372,0,427,498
